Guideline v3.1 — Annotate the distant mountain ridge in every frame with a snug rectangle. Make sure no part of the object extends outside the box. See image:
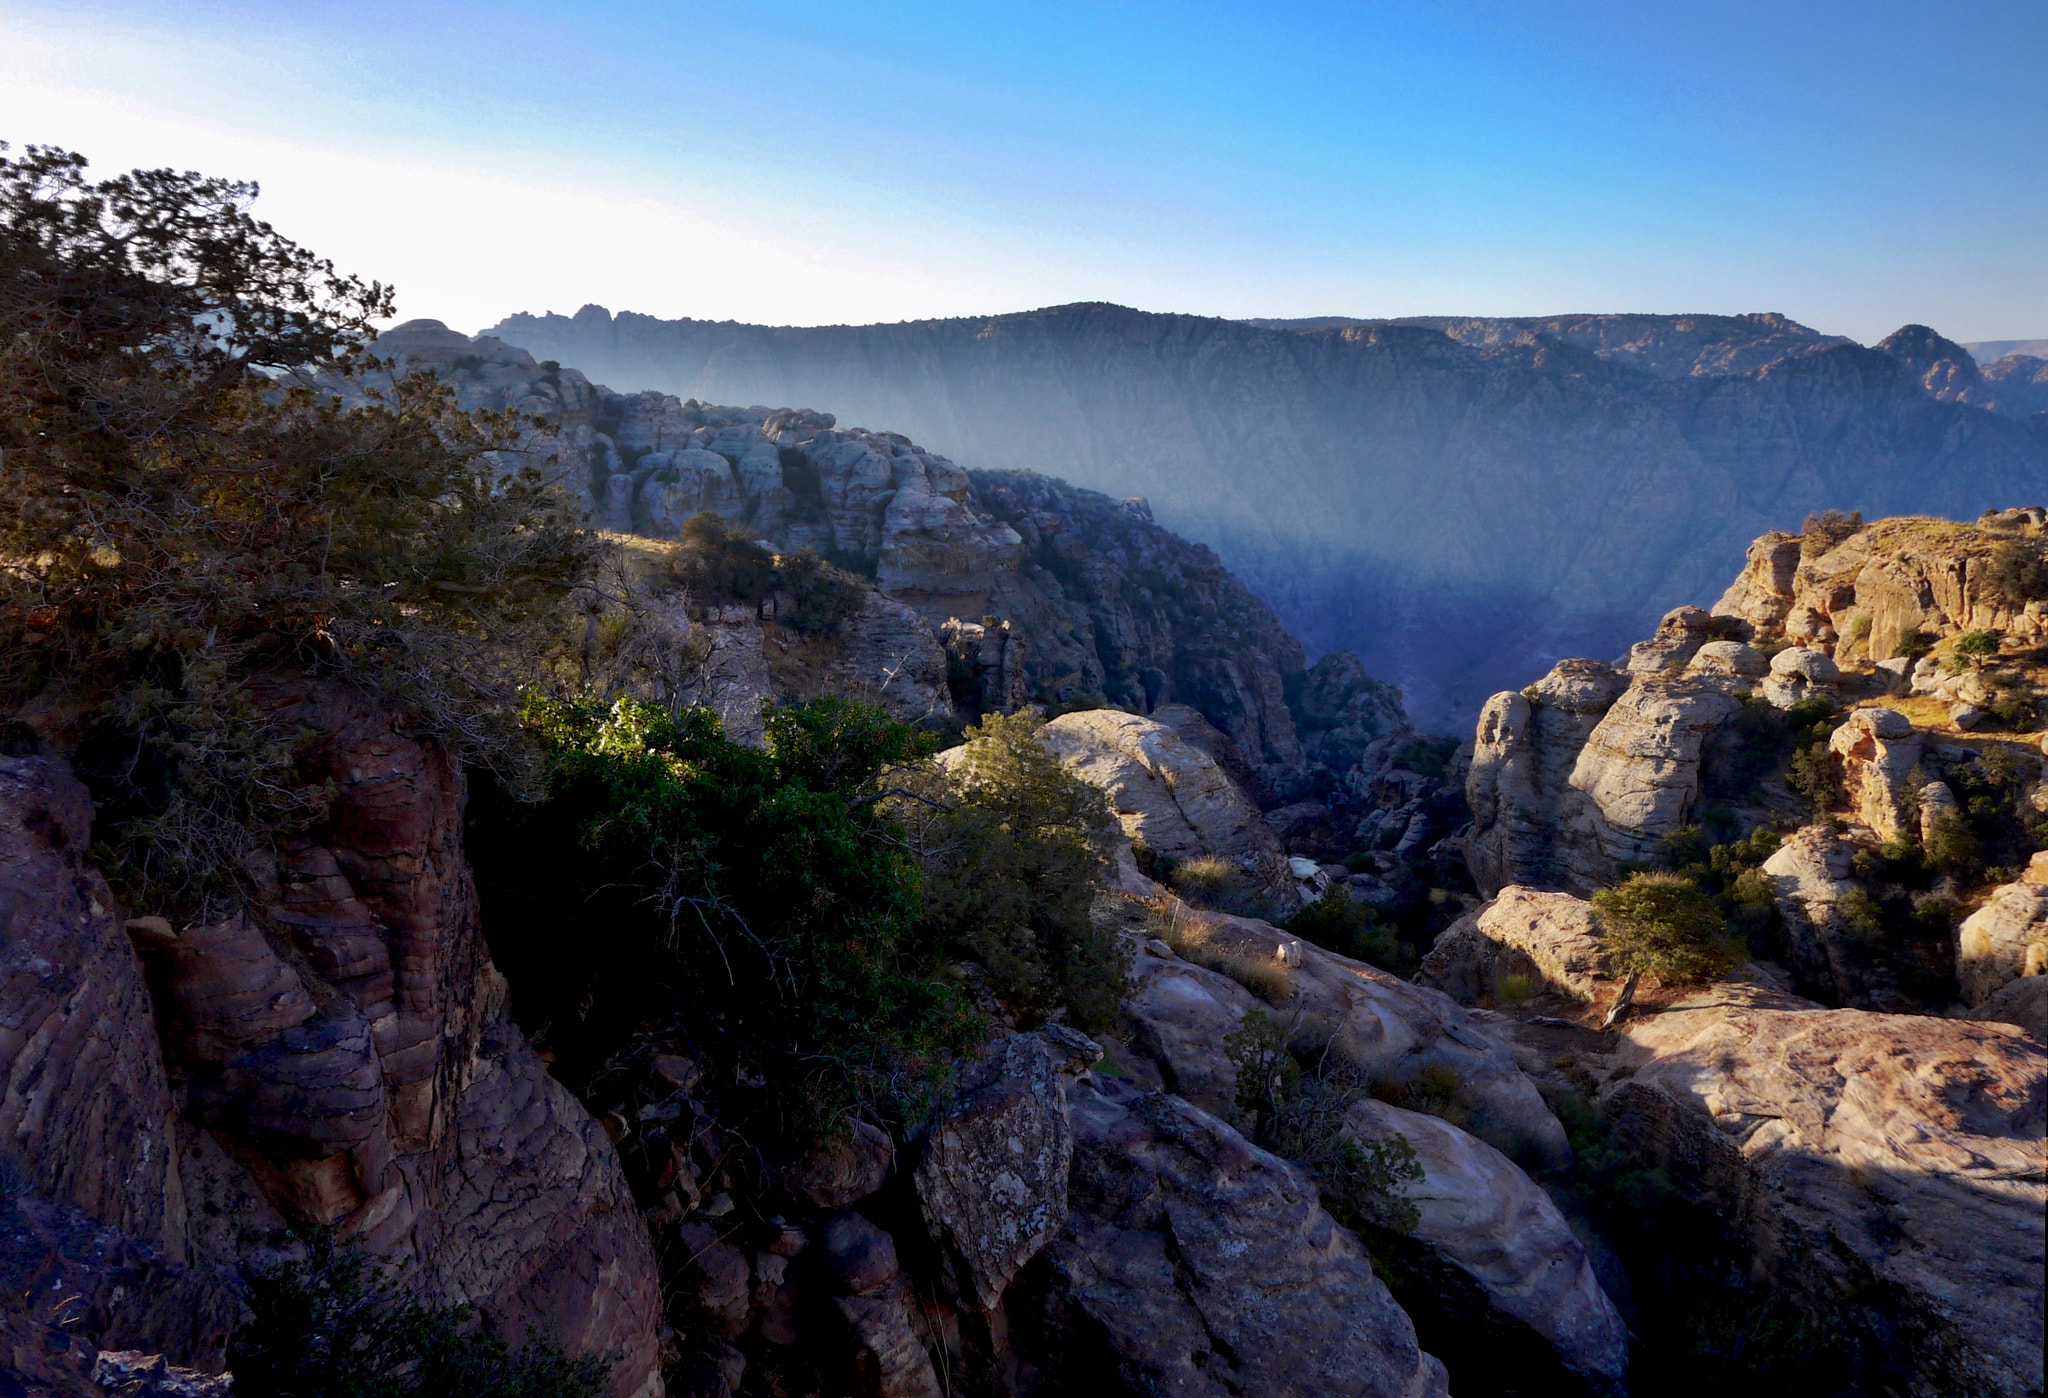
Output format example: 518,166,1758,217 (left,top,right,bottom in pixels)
1967,339,2048,363
486,302,2048,726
